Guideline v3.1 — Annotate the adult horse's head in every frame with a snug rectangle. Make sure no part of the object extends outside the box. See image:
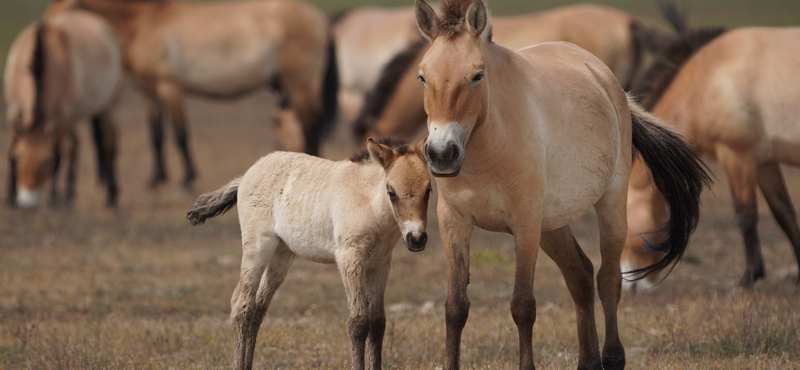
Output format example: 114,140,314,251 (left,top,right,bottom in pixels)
415,0,490,177
365,138,432,251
